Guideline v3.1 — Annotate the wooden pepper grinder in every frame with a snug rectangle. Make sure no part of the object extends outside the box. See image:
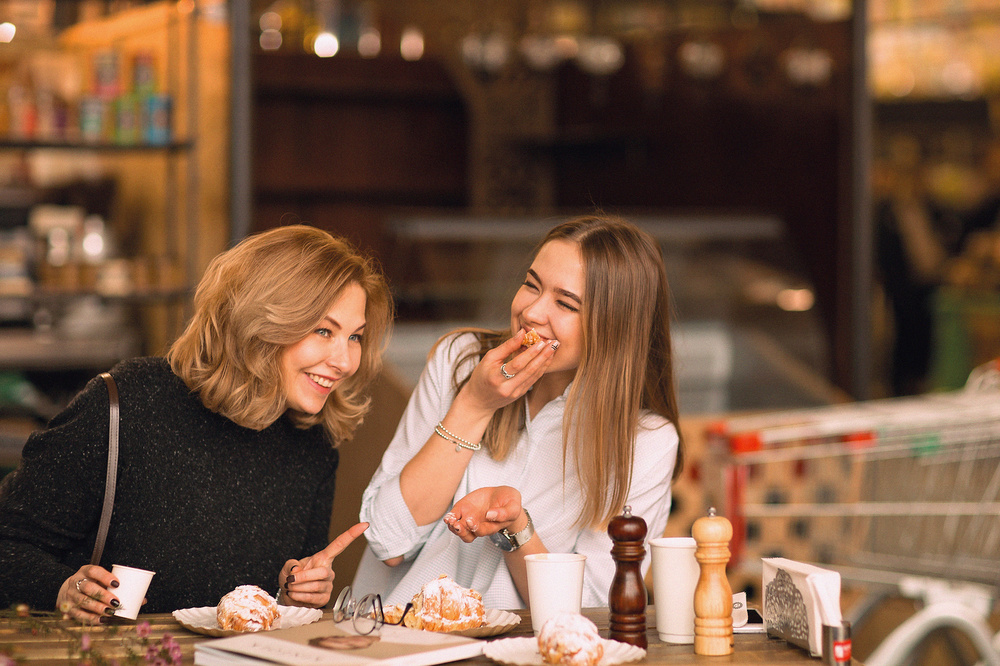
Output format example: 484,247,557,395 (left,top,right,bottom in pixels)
693,507,734,656
608,505,647,649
